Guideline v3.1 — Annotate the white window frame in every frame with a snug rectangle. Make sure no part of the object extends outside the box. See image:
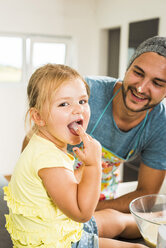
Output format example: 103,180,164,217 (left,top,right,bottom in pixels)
0,33,73,84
